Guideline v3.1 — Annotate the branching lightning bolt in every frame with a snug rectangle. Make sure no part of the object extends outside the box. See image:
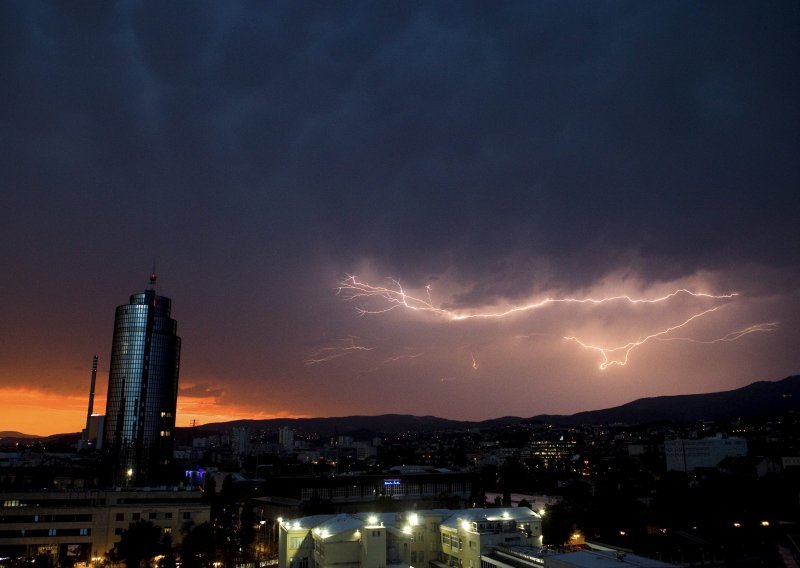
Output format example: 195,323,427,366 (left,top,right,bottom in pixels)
471,353,479,370
337,275,772,371
565,316,778,370
656,322,778,344
305,336,374,366
383,352,425,364
564,307,723,370
337,275,737,320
